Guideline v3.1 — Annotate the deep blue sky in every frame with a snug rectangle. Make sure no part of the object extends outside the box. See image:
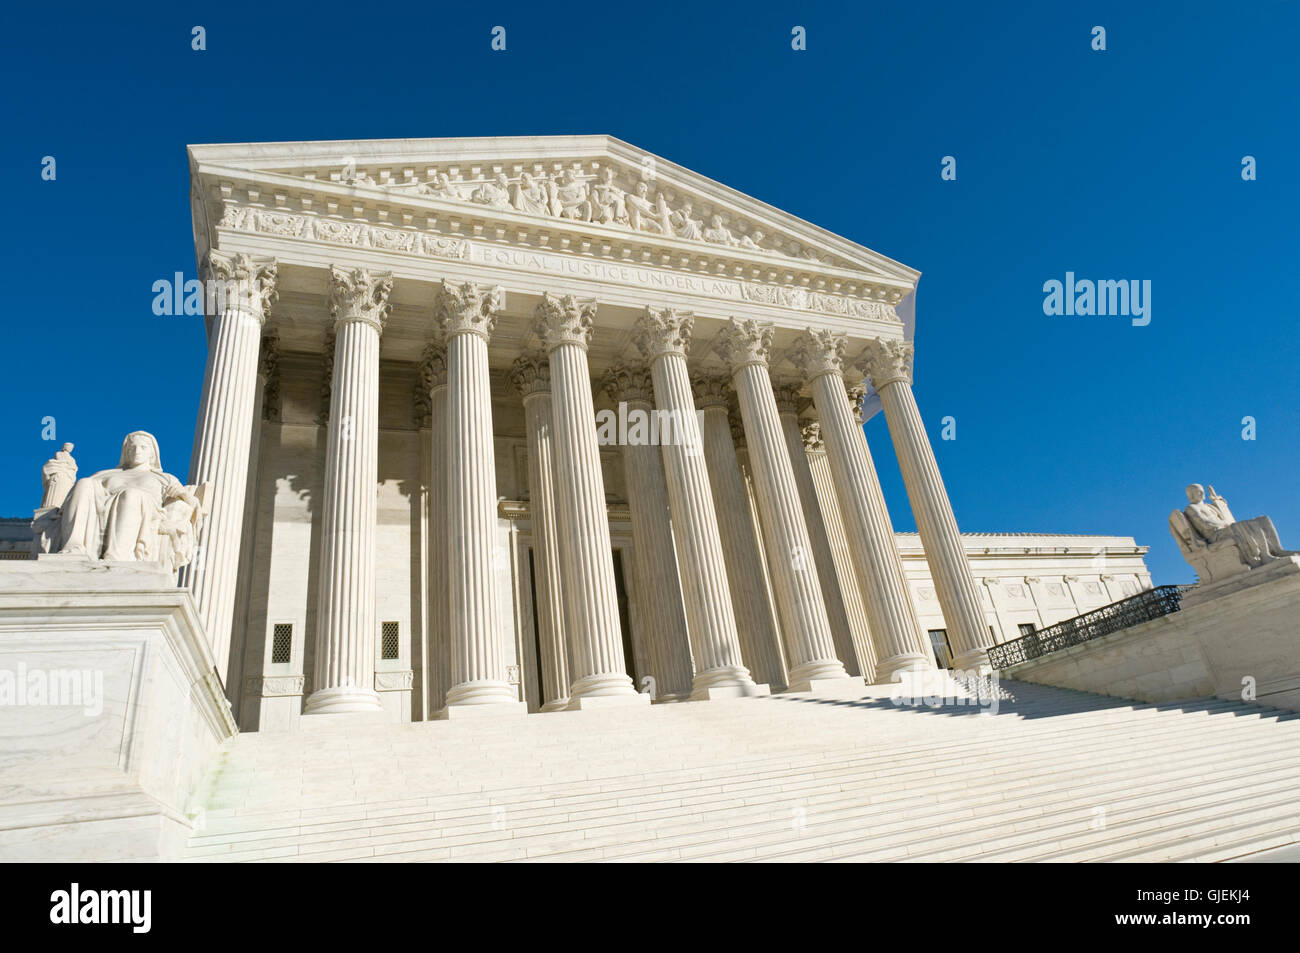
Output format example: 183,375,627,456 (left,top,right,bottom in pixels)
2,2,1296,584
